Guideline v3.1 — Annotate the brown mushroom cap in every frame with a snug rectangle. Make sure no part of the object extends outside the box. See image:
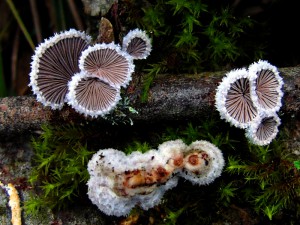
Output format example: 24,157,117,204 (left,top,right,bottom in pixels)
29,29,91,109
248,60,284,113
79,43,134,88
67,71,121,117
215,68,258,129
122,29,152,60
